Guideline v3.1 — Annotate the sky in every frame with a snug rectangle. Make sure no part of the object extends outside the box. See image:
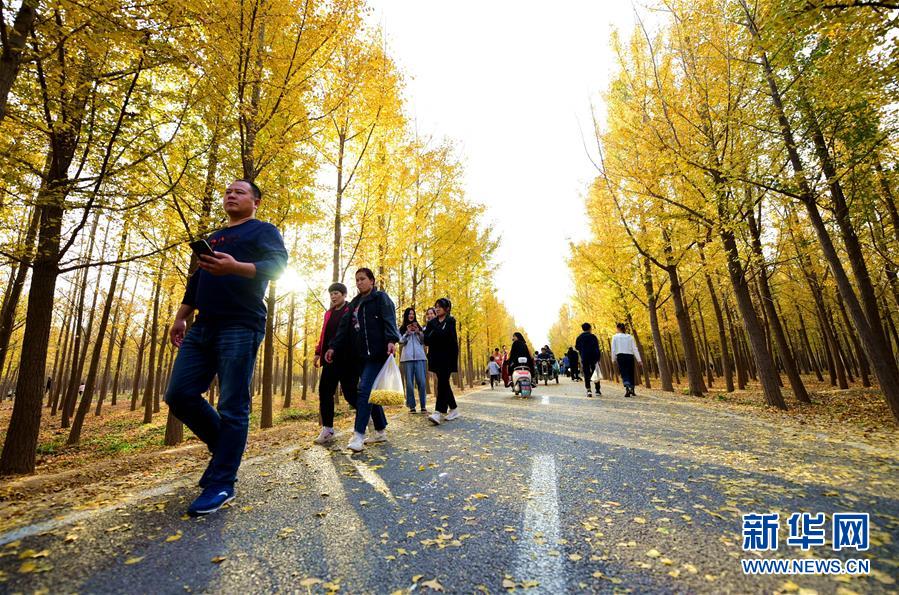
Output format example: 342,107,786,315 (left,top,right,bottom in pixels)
366,1,639,345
